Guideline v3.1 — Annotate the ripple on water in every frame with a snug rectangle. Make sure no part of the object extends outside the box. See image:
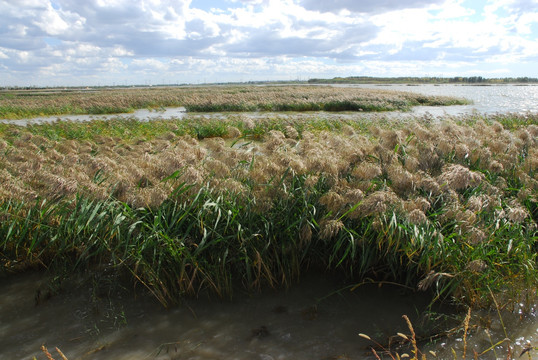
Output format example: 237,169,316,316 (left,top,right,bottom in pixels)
1,271,443,360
